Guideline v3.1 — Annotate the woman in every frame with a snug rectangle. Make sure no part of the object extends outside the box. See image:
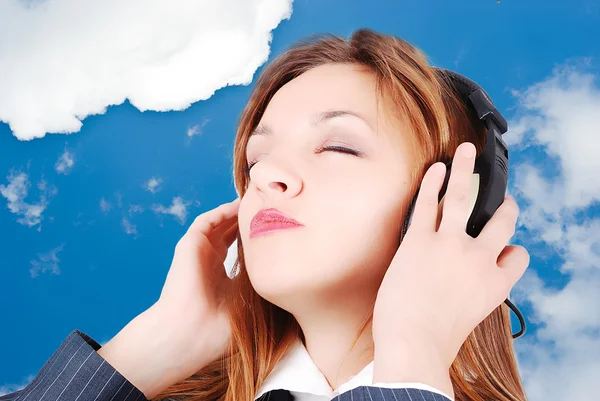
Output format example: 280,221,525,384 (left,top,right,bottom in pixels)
0,29,529,401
